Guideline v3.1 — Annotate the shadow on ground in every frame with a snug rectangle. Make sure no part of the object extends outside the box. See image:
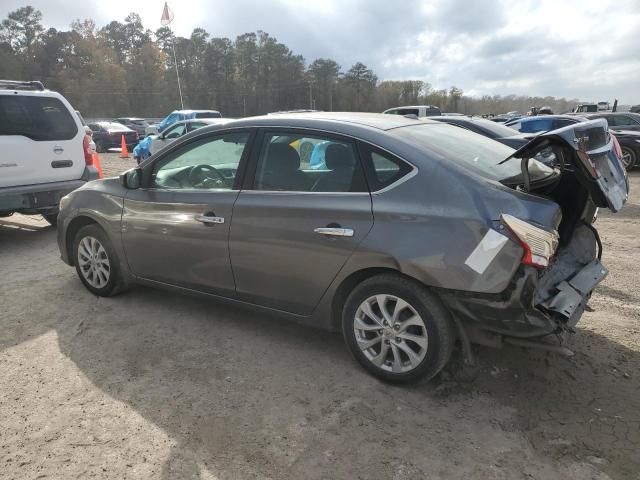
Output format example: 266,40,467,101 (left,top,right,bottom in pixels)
2,217,639,478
